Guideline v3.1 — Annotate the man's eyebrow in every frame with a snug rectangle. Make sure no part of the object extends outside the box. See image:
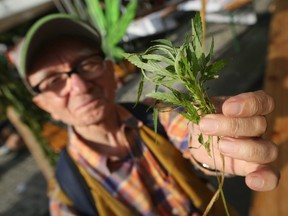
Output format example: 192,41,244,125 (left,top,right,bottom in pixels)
30,66,67,85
